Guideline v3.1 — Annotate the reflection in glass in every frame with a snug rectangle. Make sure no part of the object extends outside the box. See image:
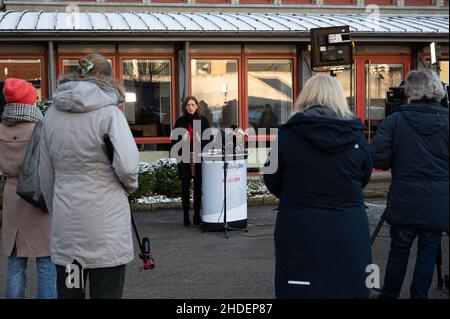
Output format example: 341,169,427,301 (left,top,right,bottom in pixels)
0,59,42,102
248,59,294,133
365,63,403,140
122,59,172,138
61,59,113,75
316,67,355,113
439,61,449,84
191,59,238,128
